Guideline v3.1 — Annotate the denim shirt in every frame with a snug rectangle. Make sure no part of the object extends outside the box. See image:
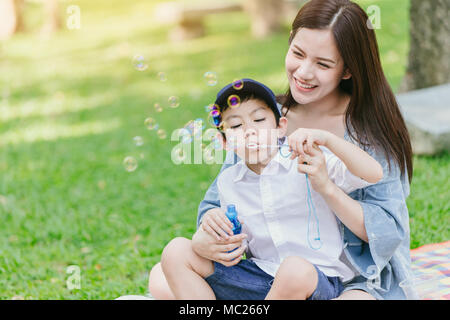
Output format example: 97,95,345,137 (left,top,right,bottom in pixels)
196,132,414,300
